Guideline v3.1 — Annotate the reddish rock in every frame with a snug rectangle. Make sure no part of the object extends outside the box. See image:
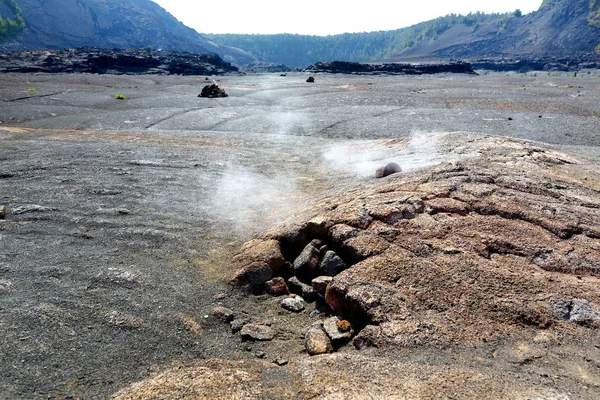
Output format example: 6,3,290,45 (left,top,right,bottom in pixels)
265,277,289,296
